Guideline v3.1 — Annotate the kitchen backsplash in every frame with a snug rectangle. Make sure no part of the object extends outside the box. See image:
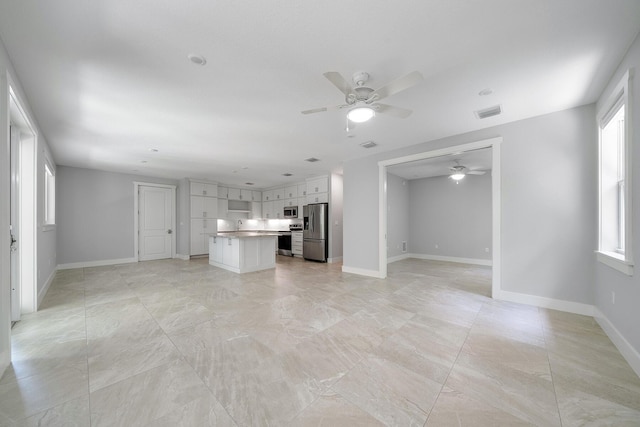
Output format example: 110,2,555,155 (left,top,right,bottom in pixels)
217,218,302,232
